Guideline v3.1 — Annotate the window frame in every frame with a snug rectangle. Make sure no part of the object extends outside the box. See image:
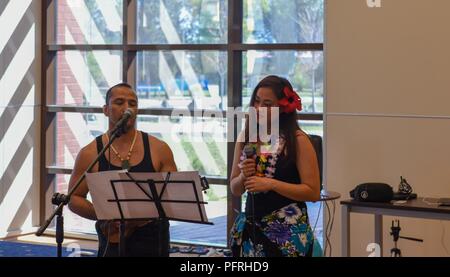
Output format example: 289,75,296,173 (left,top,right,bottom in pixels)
40,0,324,246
